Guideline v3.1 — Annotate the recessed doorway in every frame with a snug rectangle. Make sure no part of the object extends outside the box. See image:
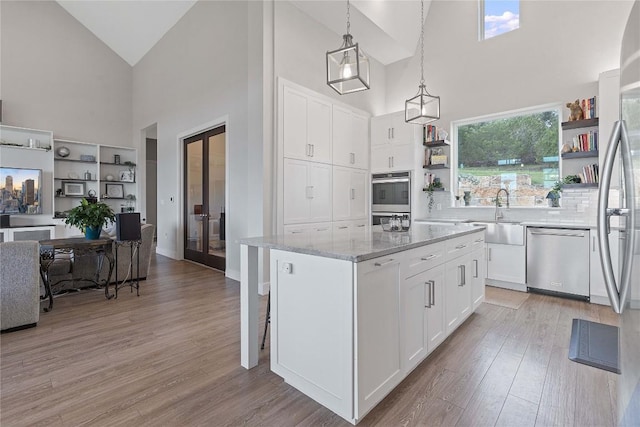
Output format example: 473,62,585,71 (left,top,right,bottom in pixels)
184,125,226,271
